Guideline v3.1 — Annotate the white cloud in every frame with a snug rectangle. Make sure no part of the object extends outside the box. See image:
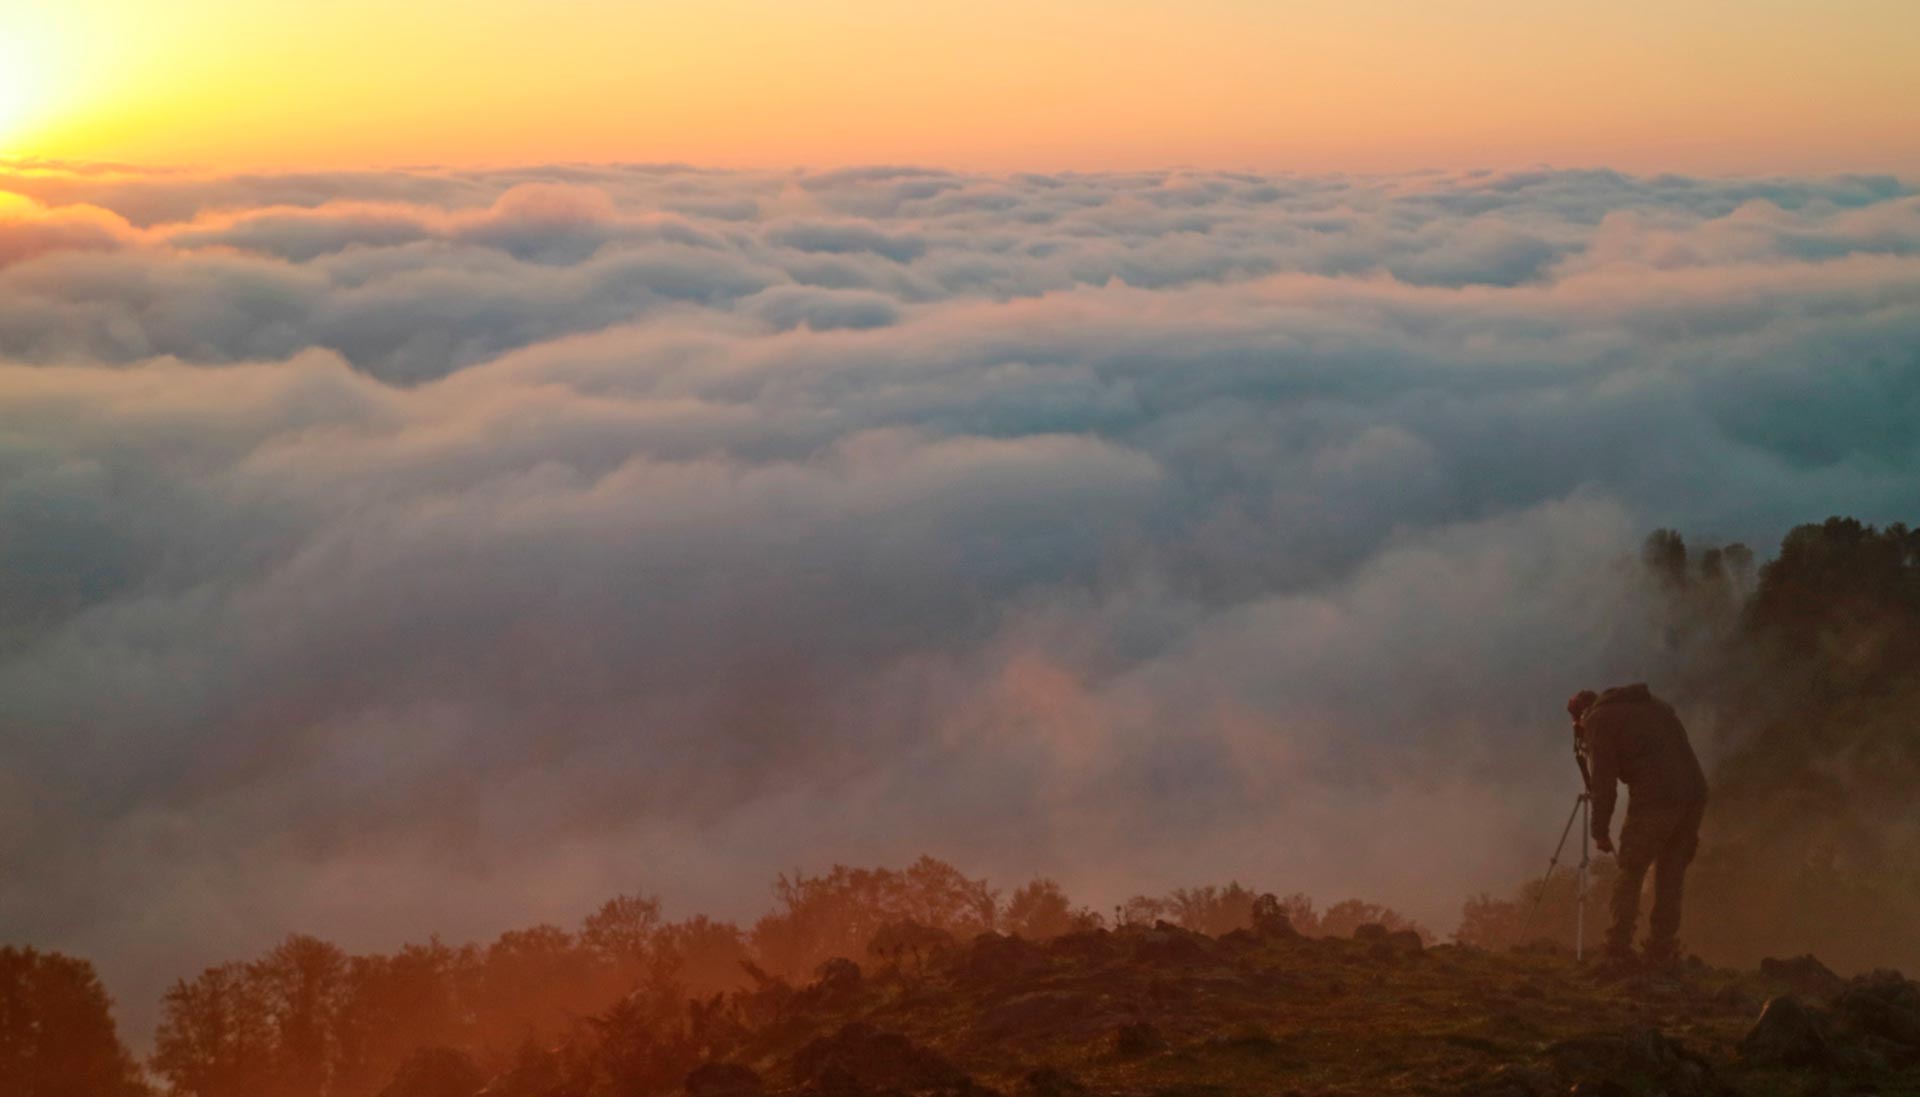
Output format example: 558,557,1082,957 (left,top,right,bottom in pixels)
0,162,1917,1039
